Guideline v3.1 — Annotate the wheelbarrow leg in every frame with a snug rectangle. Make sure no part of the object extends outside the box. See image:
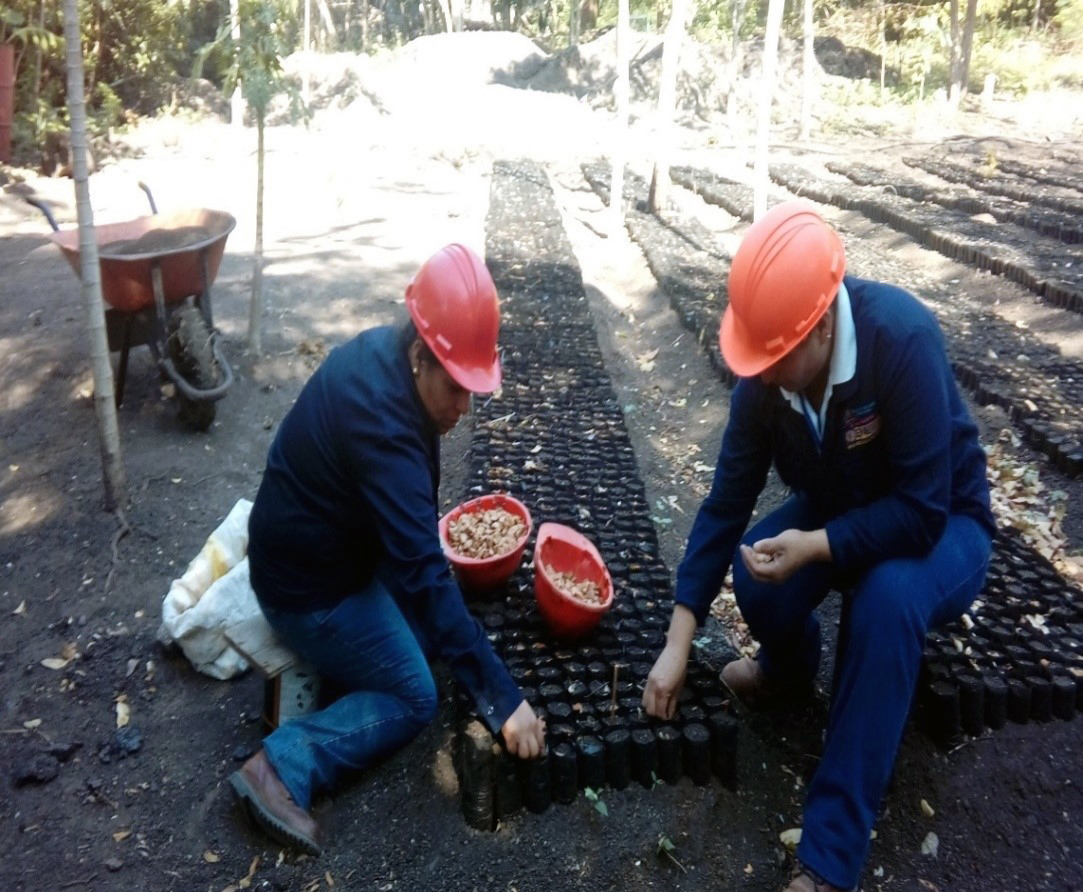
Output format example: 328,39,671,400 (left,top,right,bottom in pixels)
115,315,134,408
196,248,215,328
